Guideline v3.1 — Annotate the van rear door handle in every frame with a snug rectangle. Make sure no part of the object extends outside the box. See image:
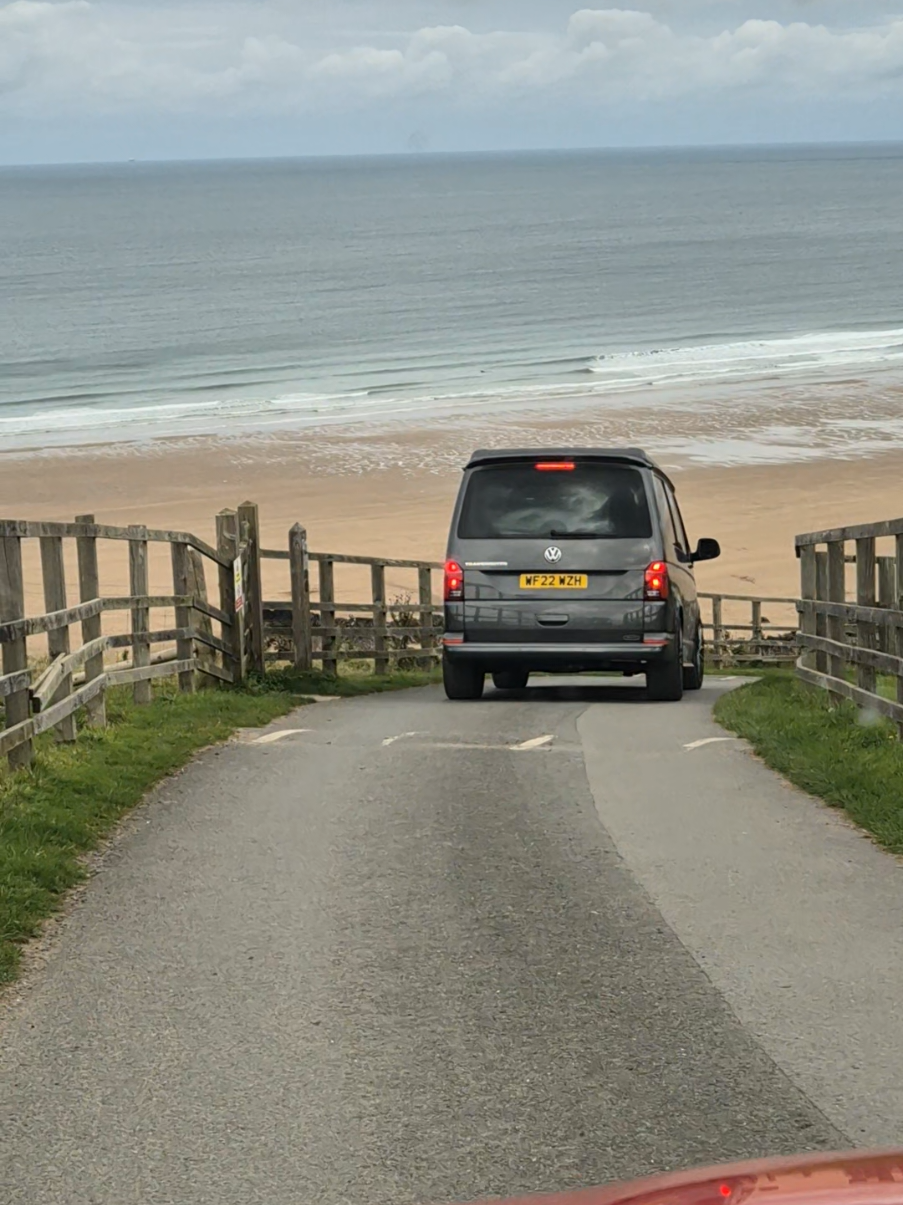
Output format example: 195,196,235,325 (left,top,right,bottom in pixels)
538,614,569,626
